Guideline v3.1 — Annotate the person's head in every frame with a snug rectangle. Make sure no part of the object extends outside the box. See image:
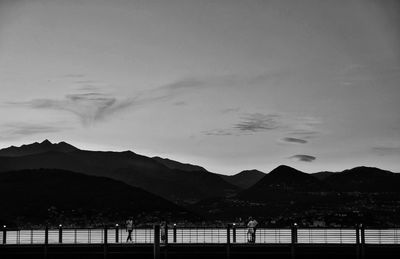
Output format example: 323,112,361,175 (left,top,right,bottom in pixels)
249,216,253,221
